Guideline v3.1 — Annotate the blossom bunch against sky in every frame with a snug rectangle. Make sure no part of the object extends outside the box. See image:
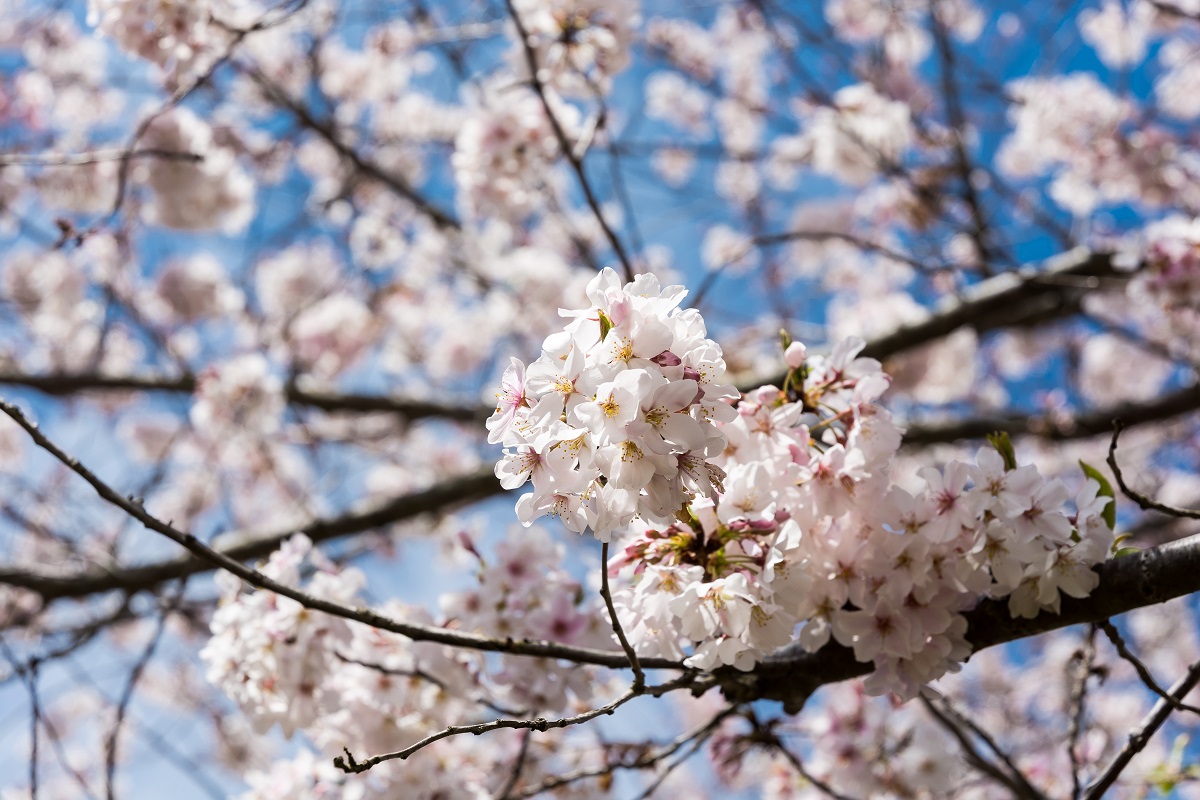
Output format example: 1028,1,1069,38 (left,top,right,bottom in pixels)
1,1,1200,798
